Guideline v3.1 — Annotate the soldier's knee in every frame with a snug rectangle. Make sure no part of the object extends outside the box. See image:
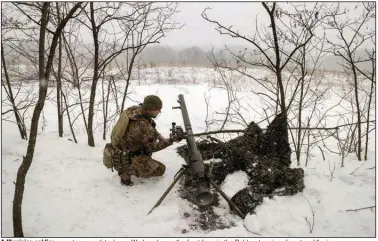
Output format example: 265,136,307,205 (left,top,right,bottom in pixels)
131,156,167,178
134,164,151,177
131,156,153,178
